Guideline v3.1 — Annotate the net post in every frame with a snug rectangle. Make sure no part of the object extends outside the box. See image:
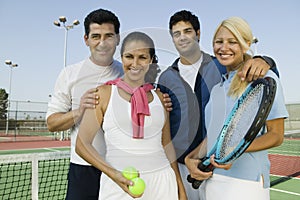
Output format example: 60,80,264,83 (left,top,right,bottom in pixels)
32,154,39,200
